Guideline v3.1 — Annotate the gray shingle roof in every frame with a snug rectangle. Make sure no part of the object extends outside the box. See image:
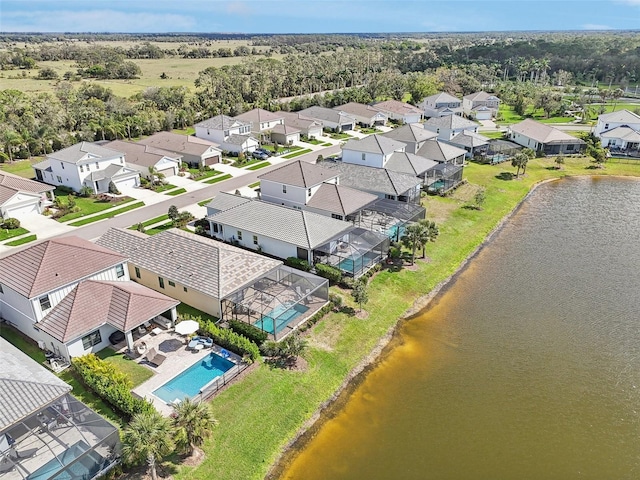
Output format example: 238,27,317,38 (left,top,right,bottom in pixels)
279,111,322,130
306,183,378,216
385,152,439,176
0,338,71,430
448,131,490,148
96,228,281,299
342,134,406,155
271,123,300,135
138,132,221,157
0,171,54,205
298,106,356,125
319,161,421,196
234,108,284,124
424,115,478,130
510,119,586,145
463,91,499,101
334,102,387,120
381,123,438,144
422,92,461,104
225,134,255,146
105,140,181,168
600,126,640,142
48,142,123,164
195,115,250,130
207,194,353,249
597,109,640,124
372,100,422,116
258,160,338,188
86,164,136,182
416,139,467,162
